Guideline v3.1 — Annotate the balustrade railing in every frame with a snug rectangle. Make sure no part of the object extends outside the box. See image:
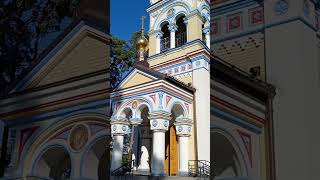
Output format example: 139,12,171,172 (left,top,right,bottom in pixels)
160,36,170,52
189,160,212,179
176,31,187,48
111,160,135,176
